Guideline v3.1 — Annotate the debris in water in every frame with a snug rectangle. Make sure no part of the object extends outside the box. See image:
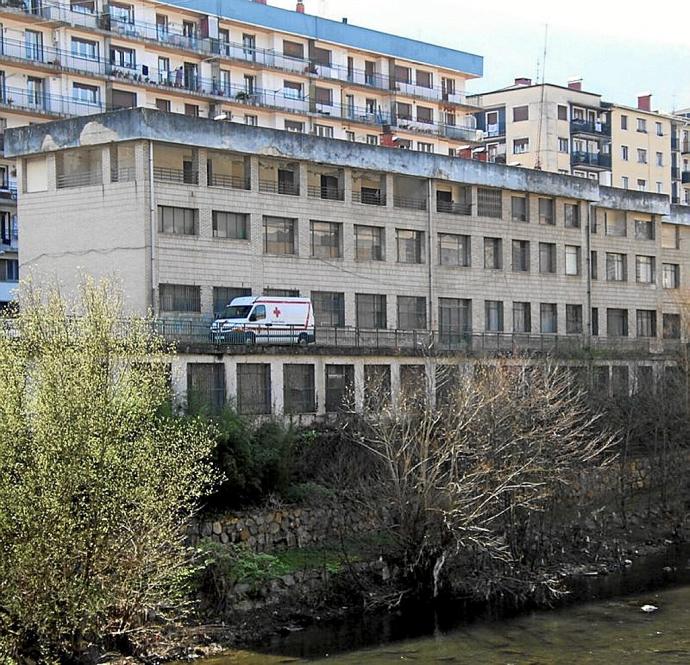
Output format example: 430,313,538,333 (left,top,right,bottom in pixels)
640,604,659,613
